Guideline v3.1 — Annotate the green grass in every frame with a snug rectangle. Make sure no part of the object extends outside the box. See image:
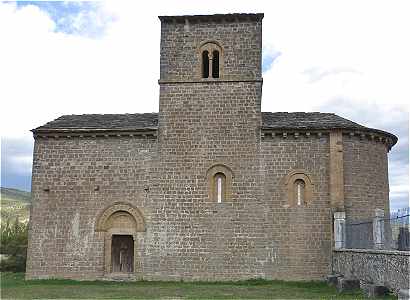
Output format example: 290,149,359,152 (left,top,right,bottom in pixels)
0,273,396,299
